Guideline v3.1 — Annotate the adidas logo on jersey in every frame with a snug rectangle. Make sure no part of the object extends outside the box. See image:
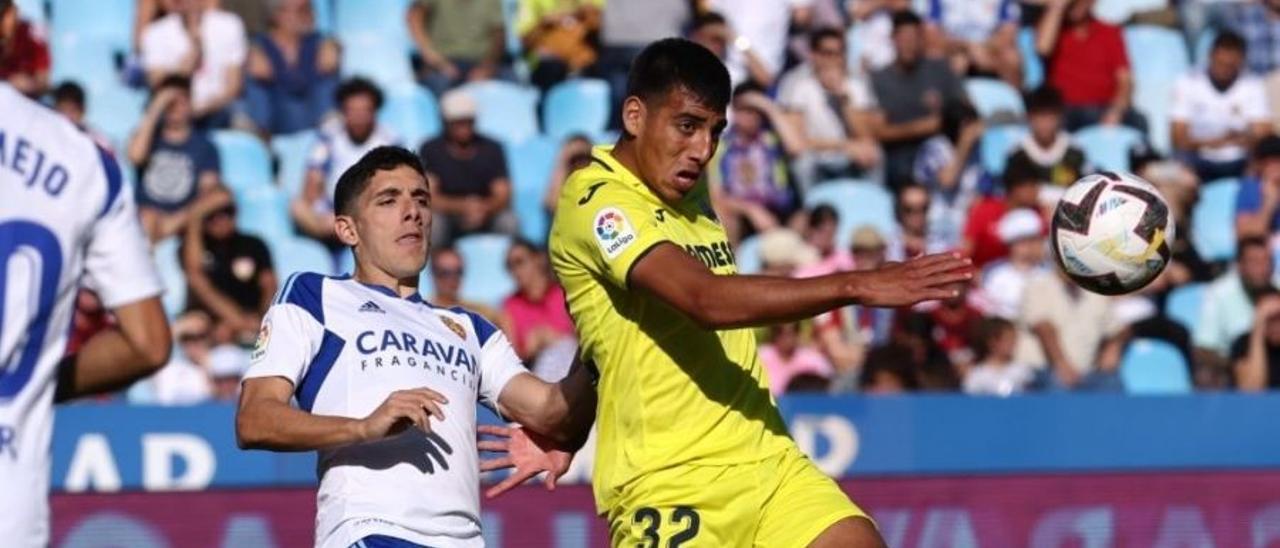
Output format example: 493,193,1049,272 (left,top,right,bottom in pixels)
359,301,385,314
